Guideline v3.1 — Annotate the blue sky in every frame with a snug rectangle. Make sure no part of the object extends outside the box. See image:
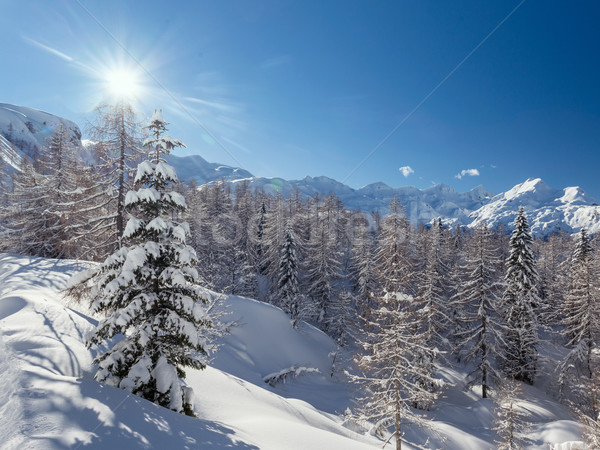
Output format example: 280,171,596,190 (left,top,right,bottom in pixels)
1,0,600,197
